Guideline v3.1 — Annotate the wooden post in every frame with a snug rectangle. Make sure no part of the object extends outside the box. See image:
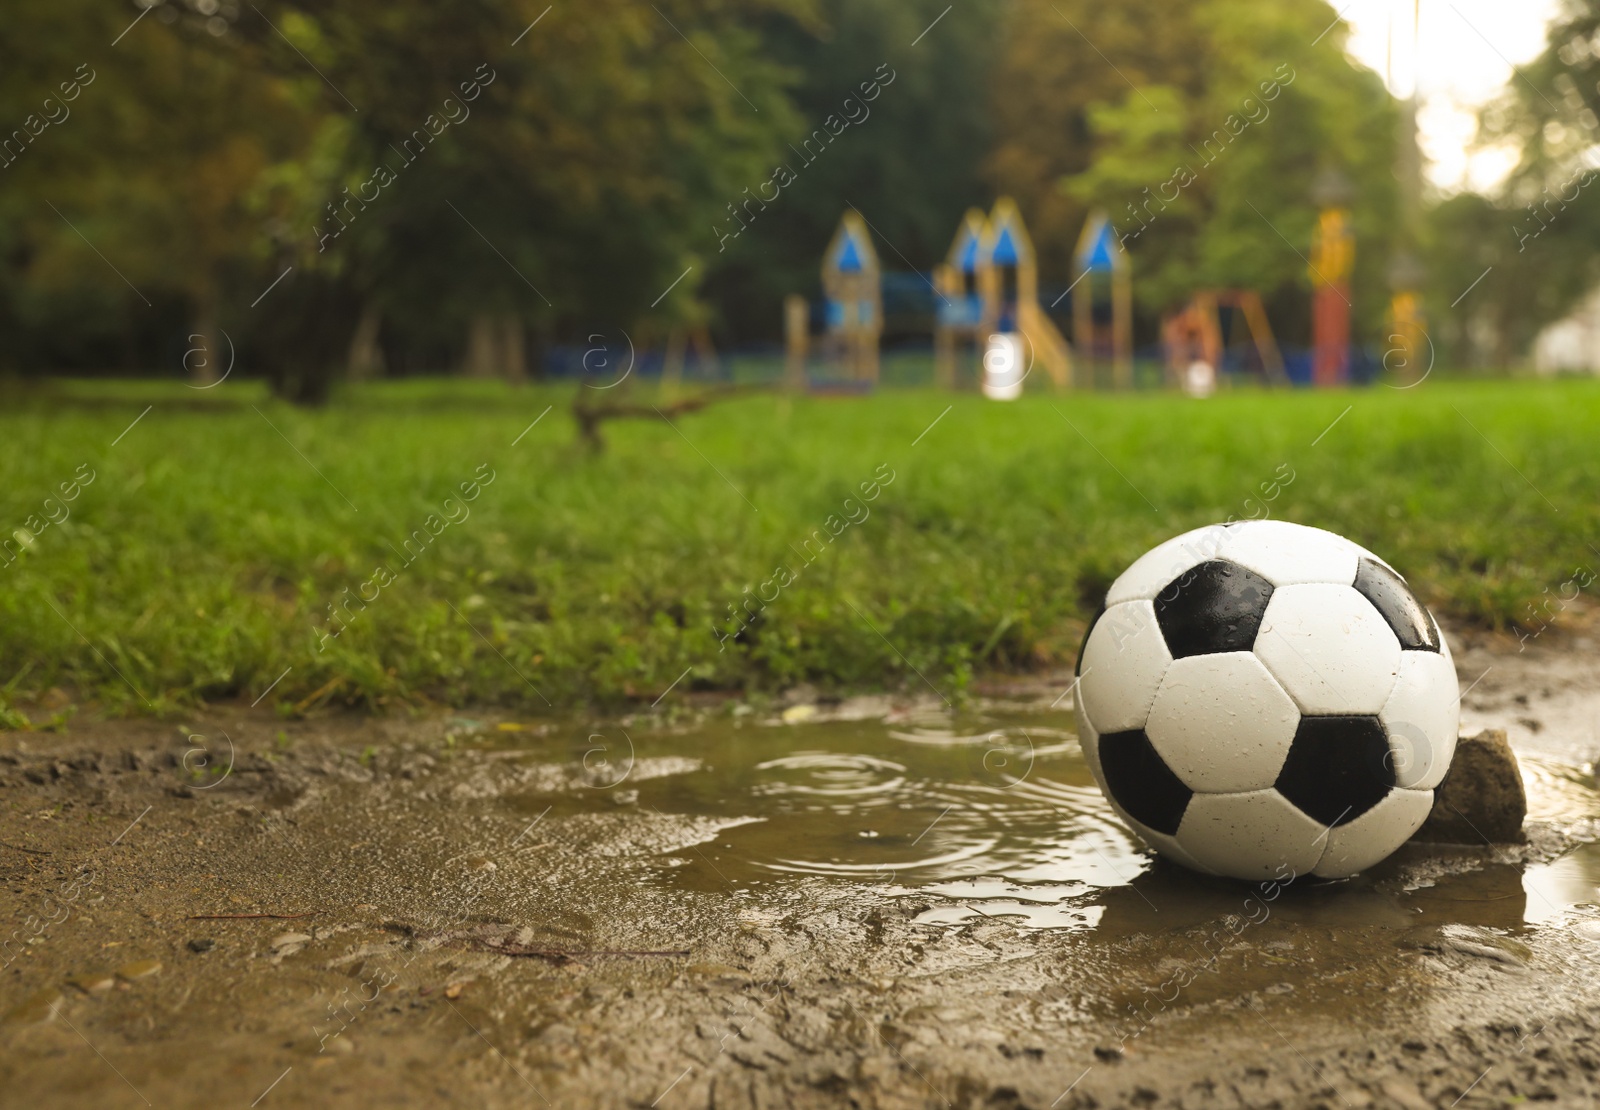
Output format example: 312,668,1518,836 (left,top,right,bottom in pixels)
933,264,957,390
784,294,808,391
661,329,686,397
1113,263,1133,389
347,304,384,381
1072,265,1092,382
